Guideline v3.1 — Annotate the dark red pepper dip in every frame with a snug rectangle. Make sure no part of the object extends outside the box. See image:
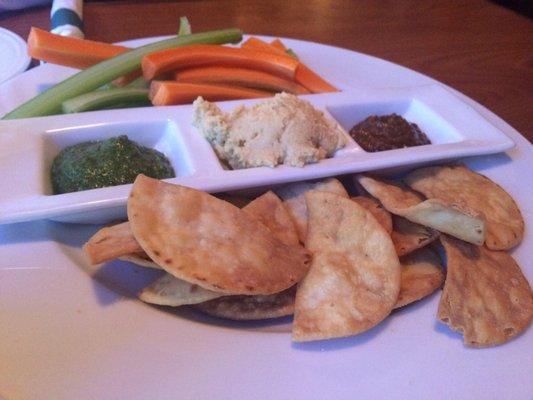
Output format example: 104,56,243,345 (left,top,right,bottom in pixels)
349,114,431,152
